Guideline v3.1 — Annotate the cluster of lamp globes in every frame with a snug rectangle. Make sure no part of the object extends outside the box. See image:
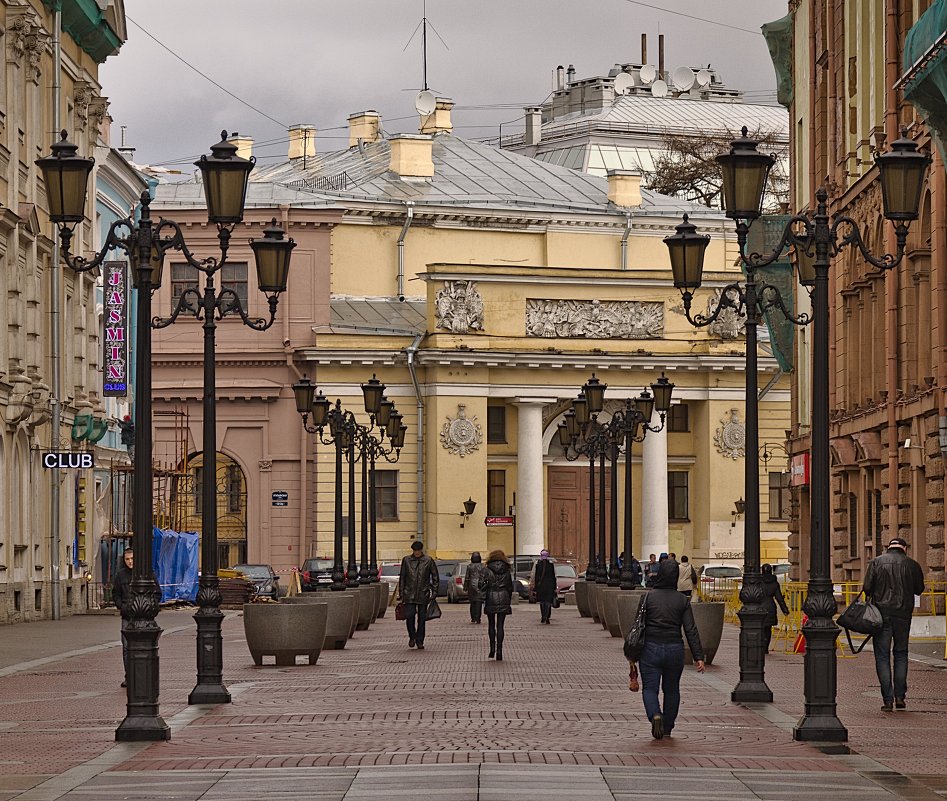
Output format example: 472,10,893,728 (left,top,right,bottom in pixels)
662,126,931,291
35,130,296,296
292,374,408,450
